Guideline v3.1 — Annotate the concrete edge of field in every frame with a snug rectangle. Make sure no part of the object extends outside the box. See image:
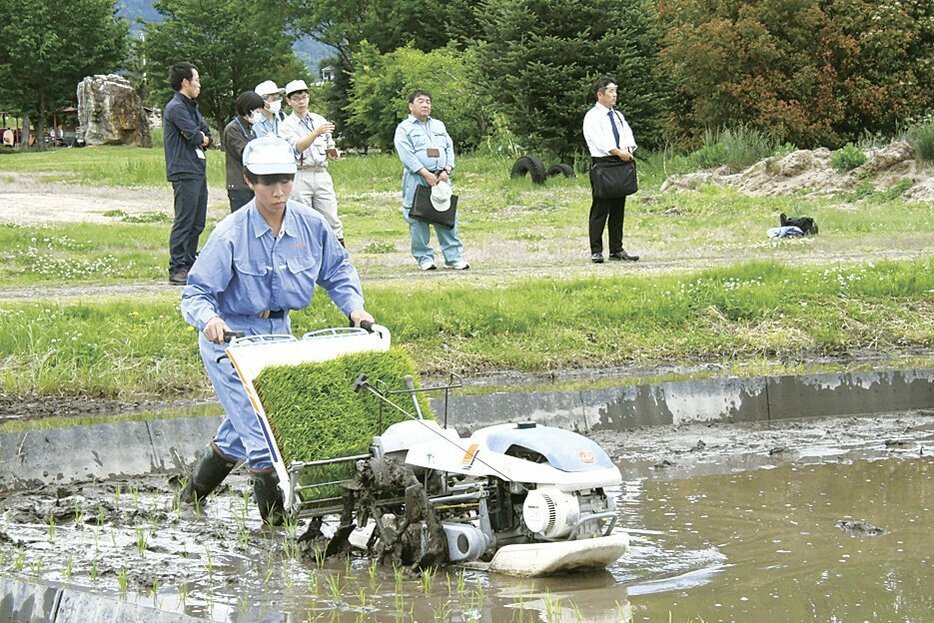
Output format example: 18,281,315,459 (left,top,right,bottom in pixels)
2,368,931,489
1,368,932,622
